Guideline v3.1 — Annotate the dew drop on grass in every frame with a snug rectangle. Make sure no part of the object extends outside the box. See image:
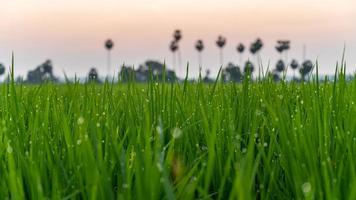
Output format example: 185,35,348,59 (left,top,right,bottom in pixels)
7,144,13,154
301,182,311,195
156,162,163,172
77,117,85,125
172,127,182,139
77,139,82,145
